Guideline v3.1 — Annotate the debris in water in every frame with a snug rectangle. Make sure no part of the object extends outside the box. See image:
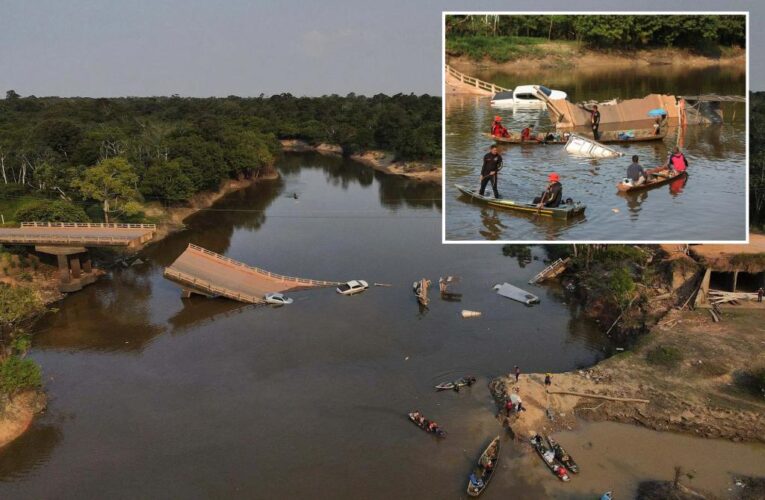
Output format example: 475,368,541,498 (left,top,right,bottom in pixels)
461,310,481,318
